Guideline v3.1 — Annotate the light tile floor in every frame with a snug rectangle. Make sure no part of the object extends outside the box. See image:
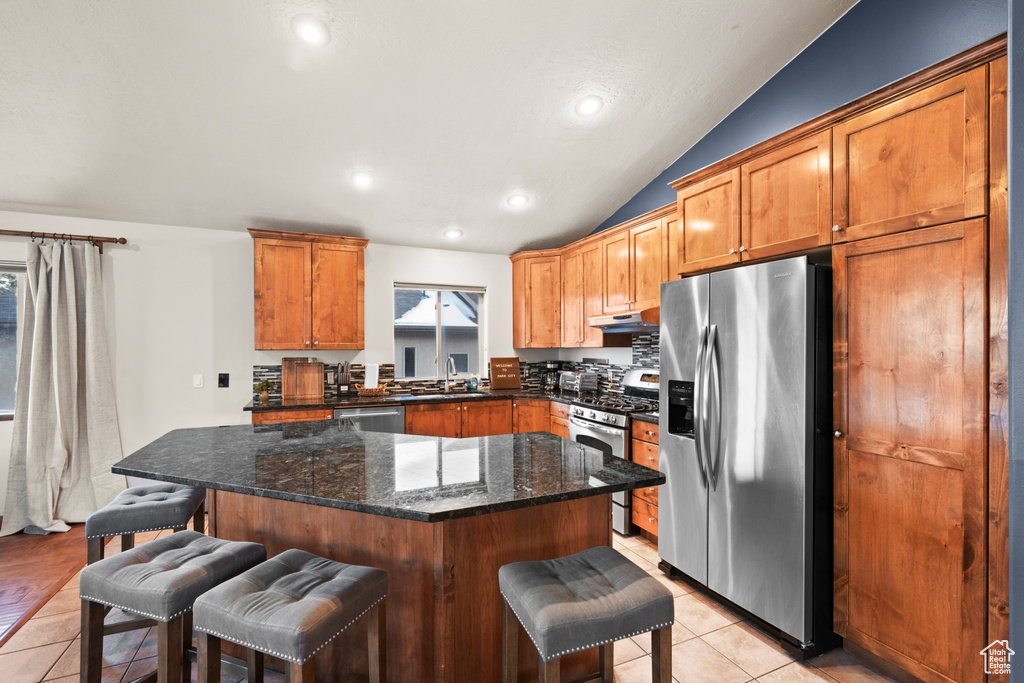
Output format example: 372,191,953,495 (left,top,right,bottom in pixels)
0,529,898,683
